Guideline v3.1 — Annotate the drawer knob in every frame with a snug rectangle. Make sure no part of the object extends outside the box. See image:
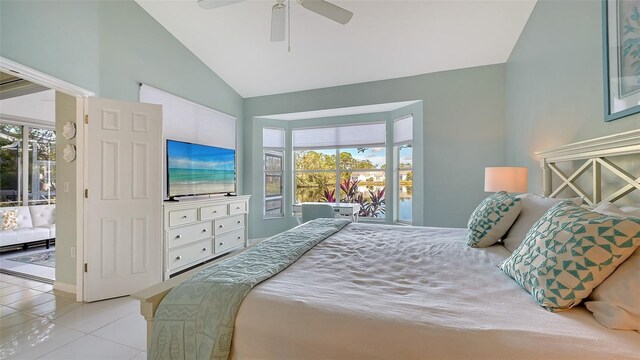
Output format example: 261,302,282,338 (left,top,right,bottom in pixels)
213,211,217,213
219,224,224,228
237,220,241,224
236,206,241,210
175,256,182,260
202,228,208,232
176,234,182,239
219,242,224,246
181,215,187,219
237,236,241,240
202,247,208,252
